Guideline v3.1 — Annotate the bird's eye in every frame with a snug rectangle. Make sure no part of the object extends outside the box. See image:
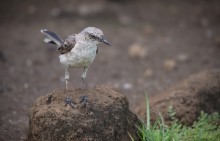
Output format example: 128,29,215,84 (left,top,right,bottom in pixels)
89,34,96,39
